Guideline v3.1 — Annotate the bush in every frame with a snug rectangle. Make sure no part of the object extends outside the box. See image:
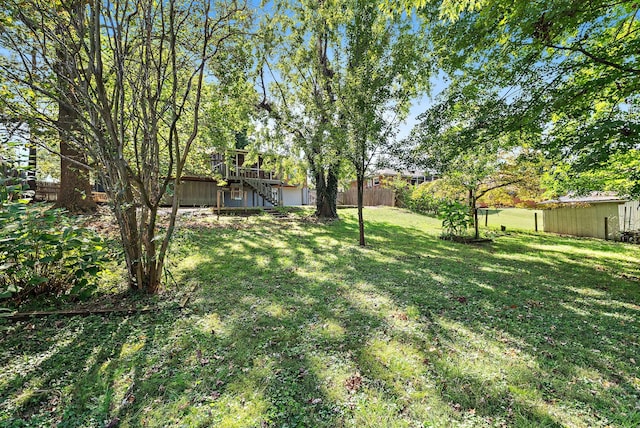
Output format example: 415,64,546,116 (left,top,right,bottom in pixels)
408,182,440,215
0,178,108,306
381,176,413,208
438,200,471,238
